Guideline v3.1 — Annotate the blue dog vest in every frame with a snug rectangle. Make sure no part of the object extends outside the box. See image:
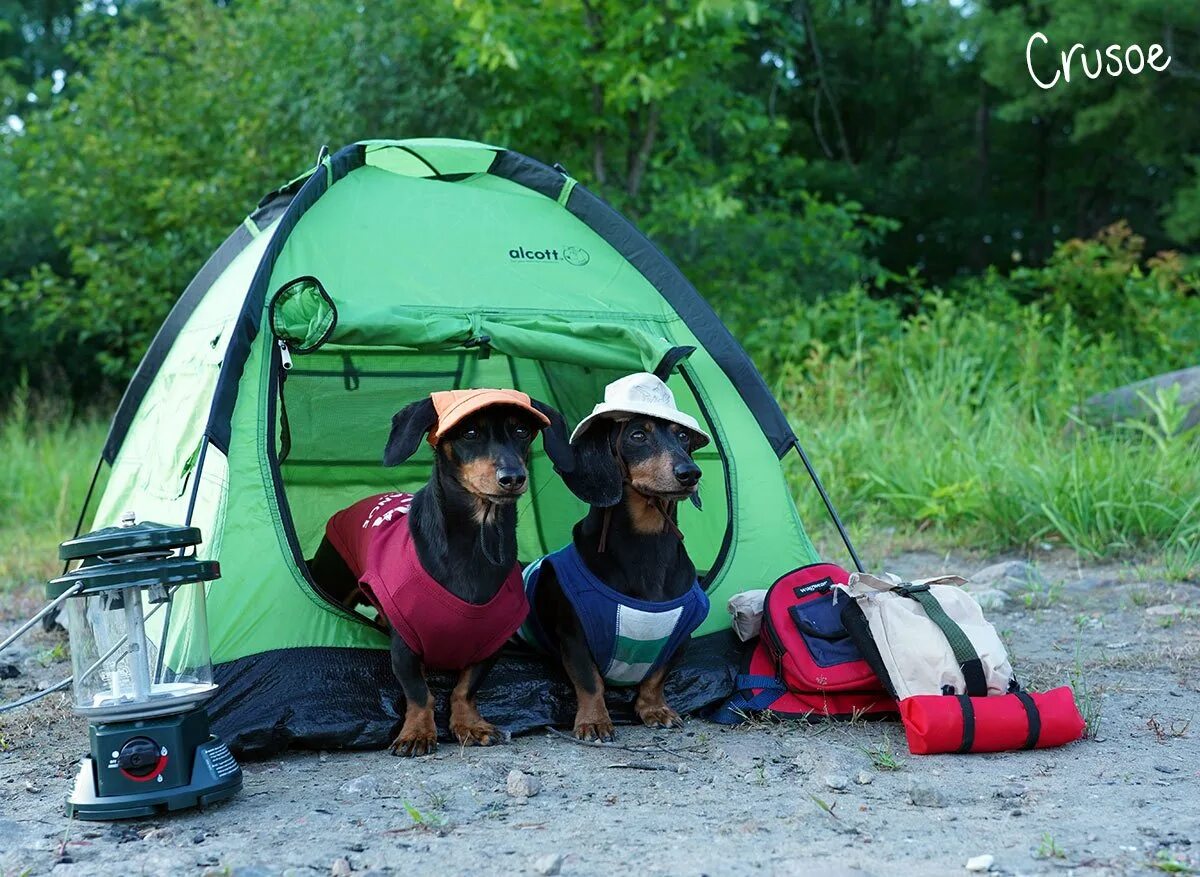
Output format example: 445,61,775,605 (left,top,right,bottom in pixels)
521,544,710,686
